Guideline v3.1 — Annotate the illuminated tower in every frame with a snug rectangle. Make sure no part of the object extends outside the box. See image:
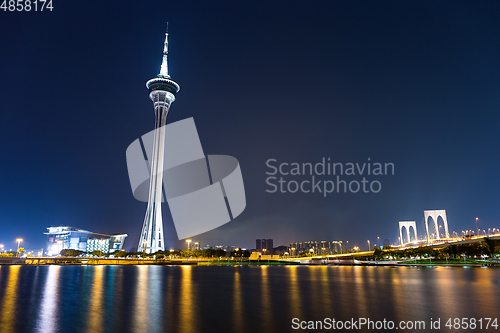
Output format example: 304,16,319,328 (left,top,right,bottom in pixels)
138,25,180,253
